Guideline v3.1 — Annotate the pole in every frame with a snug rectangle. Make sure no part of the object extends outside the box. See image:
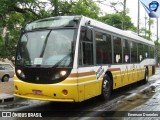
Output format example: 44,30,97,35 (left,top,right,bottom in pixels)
54,0,58,16
122,0,126,30
149,17,151,40
156,18,159,66
137,0,140,35
145,13,147,38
